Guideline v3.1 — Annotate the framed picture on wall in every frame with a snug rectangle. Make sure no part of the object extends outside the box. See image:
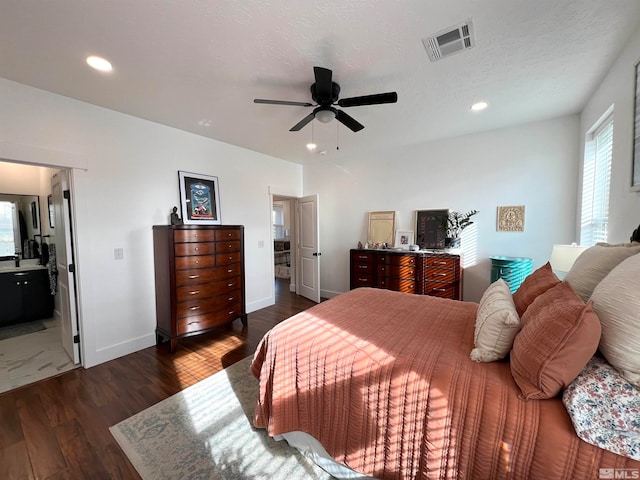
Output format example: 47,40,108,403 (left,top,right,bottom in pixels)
178,171,222,225
30,201,38,229
632,60,640,191
48,195,54,228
